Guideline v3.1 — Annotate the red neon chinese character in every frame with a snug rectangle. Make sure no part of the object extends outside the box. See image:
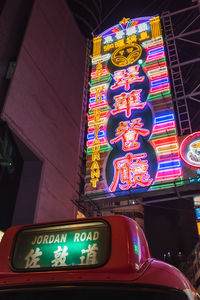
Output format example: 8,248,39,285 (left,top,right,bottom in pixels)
109,153,153,192
111,65,145,91
111,89,146,118
110,118,150,151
